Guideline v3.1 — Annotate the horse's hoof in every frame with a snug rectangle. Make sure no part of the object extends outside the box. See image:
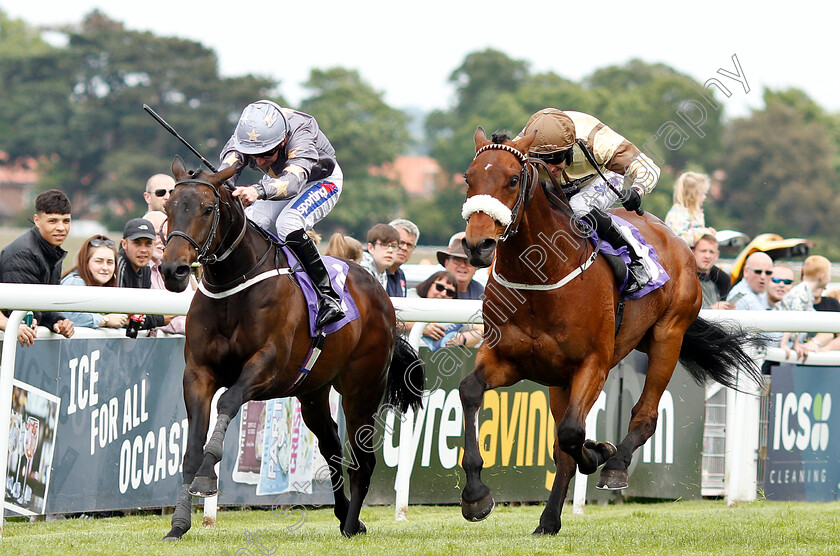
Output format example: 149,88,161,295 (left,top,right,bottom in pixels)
162,526,185,541
584,439,617,461
532,523,560,536
596,468,629,490
188,476,218,498
341,519,367,537
461,492,495,522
